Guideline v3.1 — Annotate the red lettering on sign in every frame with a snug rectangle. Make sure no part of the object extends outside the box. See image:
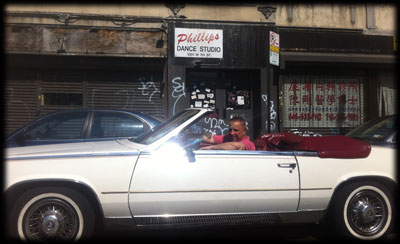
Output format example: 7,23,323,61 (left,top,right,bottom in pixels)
327,82,336,90
302,83,312,91
315,95,324,105
177,31,220,45
289,81,299,92
177,34,187,45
